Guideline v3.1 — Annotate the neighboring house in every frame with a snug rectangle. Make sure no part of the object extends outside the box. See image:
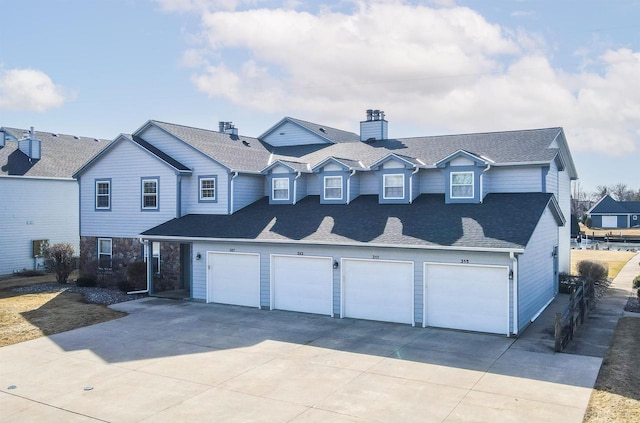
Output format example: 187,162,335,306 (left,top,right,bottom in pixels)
588,195,640,228
74,111,577,336
0,127,110,275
